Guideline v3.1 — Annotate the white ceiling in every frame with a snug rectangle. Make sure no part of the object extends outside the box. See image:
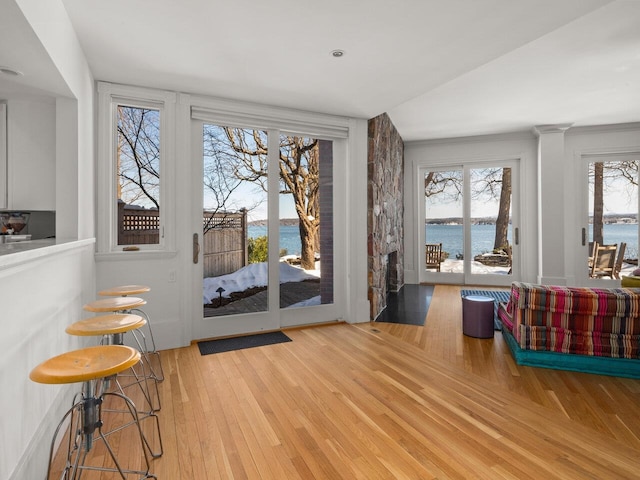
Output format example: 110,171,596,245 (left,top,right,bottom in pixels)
2,0,640,141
